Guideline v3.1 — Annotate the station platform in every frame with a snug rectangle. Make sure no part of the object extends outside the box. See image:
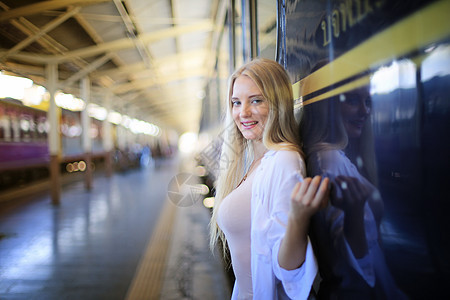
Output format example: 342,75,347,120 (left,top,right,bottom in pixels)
0,157,232,300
